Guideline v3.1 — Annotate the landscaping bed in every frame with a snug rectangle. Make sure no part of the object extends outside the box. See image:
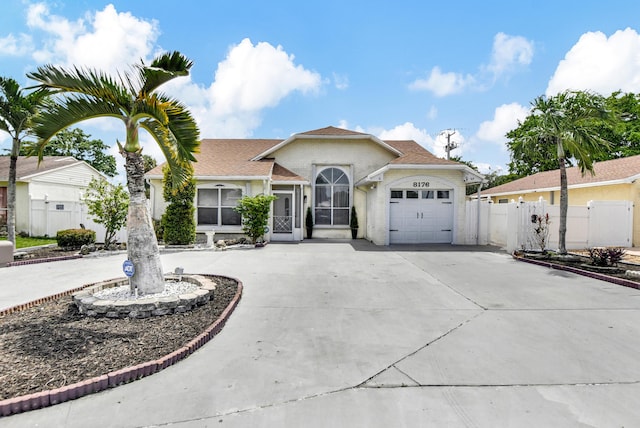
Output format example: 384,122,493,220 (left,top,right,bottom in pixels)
0,275,240,408
514,250,640,290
